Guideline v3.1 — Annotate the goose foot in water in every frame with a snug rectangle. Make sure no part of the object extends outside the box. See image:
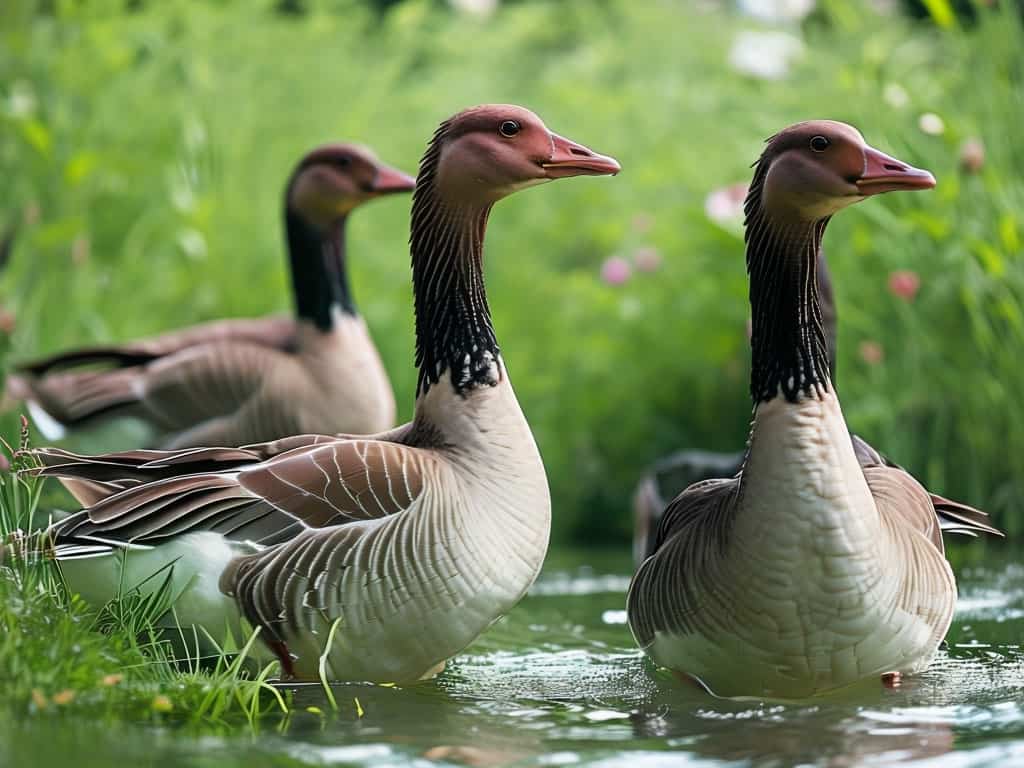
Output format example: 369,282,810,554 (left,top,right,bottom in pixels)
671,669,710,692
881,671,902,689
418,661,446,681
267,639,296,679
